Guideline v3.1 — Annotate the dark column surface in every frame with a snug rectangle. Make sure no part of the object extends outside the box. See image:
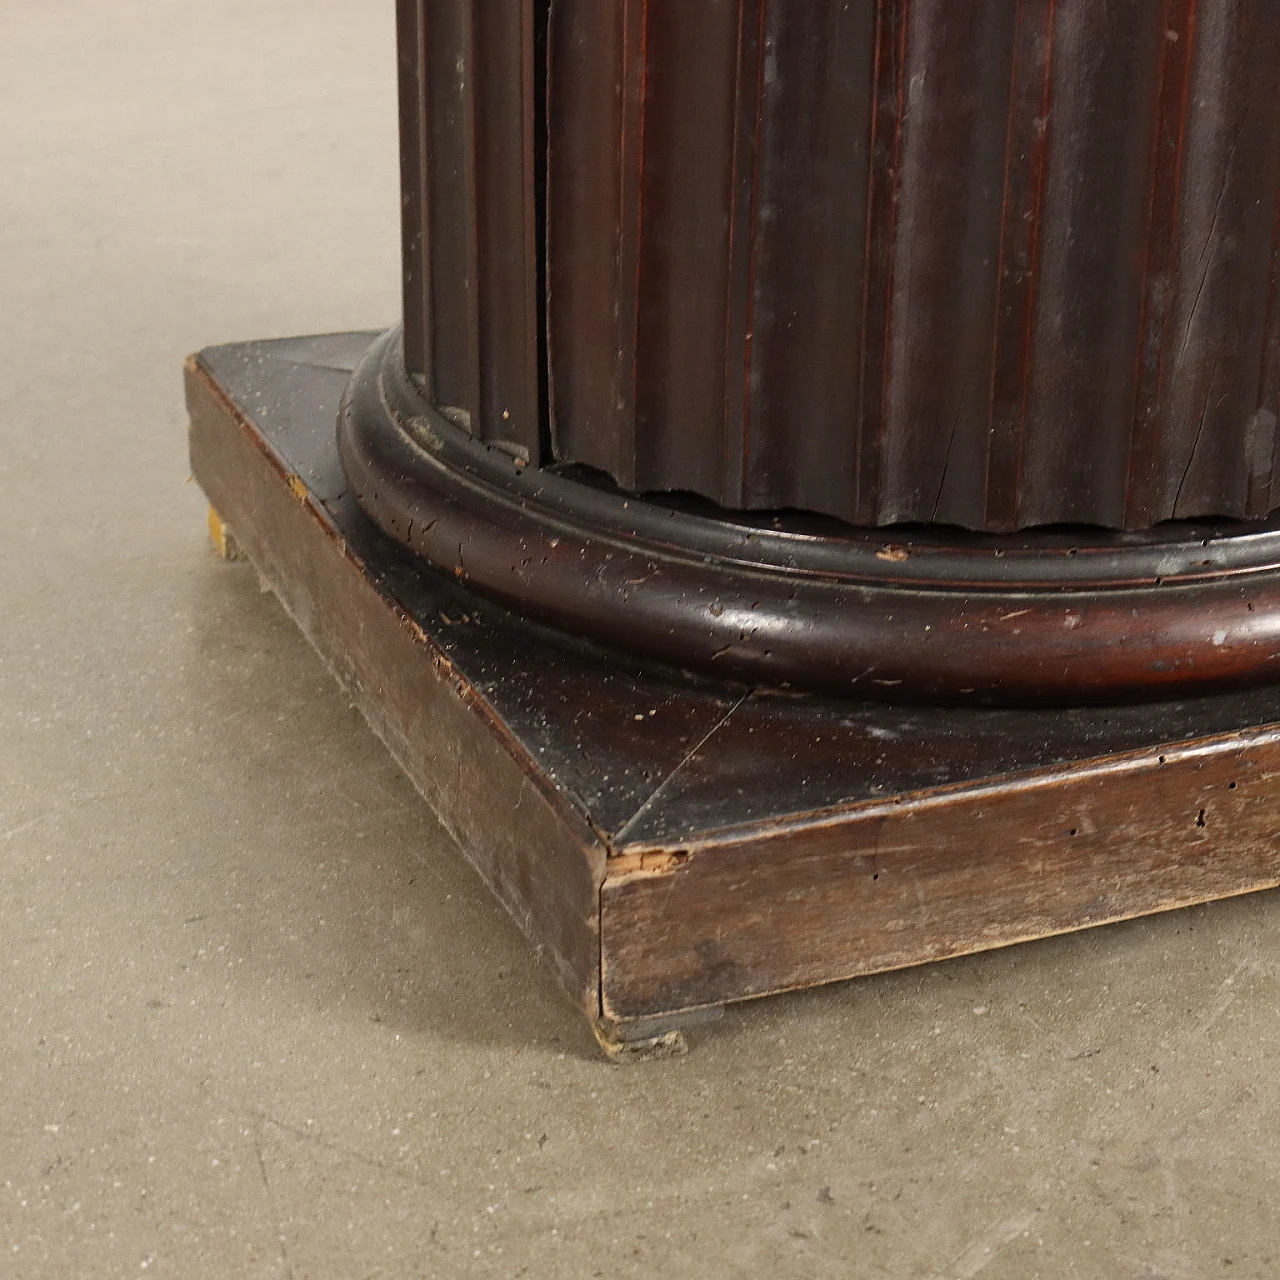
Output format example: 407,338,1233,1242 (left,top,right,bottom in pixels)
399,0,1280,533
369,2,1280,702
396,0,542,456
